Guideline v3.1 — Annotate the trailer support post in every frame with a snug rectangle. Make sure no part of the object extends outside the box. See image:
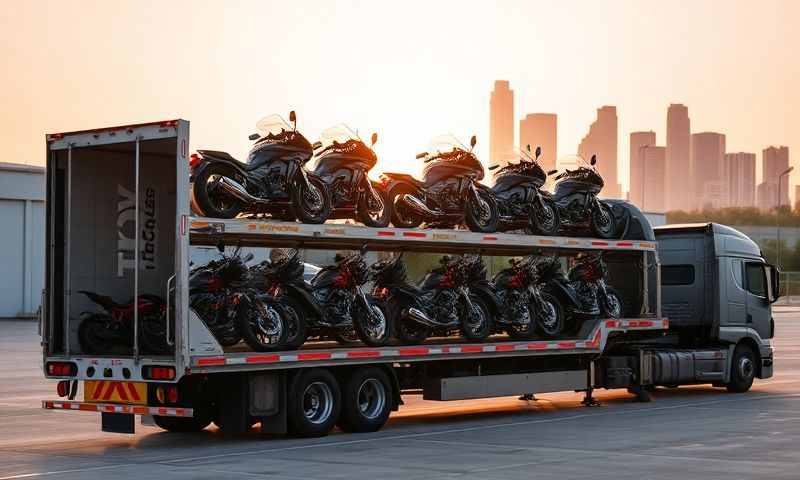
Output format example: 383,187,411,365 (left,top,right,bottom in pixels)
581,360,600,407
